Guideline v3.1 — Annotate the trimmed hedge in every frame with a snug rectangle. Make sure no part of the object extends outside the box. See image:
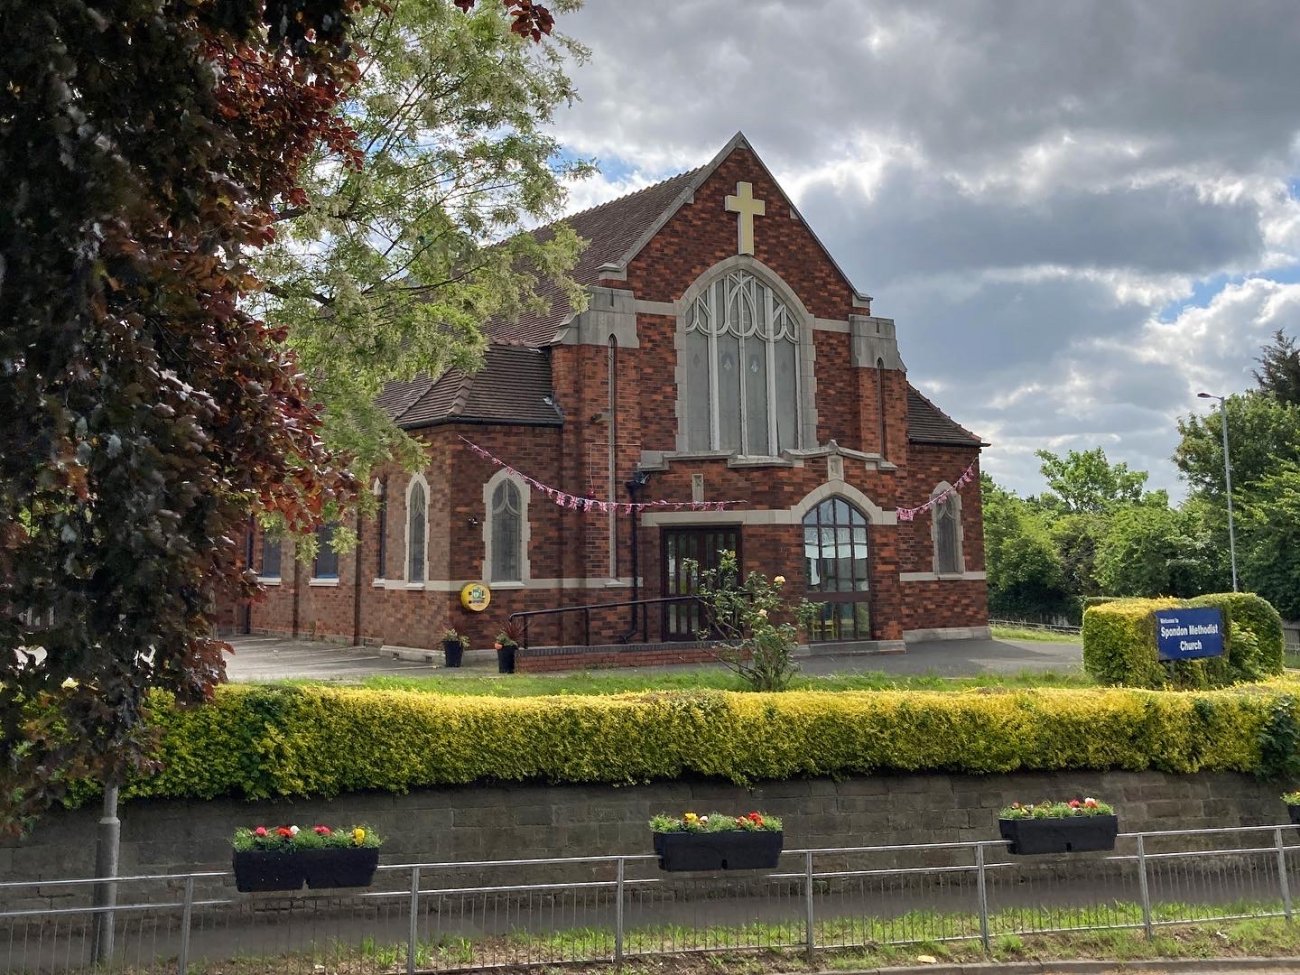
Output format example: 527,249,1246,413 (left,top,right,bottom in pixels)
99,682,1300,804
1083,593,1284,689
